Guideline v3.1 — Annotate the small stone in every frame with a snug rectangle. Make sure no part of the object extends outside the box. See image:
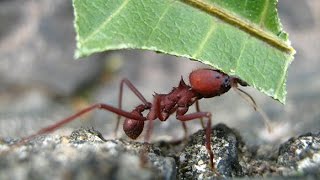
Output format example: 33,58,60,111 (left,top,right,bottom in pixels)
278,132,320,175
177,123,244,178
